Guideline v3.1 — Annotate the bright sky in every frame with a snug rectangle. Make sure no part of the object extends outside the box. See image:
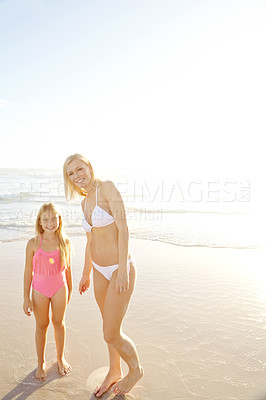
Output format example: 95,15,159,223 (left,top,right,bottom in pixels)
0,0,265,190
